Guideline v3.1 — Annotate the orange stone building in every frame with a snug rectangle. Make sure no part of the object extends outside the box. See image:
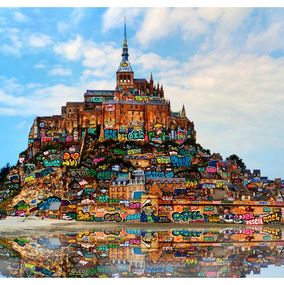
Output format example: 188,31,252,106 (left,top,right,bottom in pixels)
28,23,195,151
